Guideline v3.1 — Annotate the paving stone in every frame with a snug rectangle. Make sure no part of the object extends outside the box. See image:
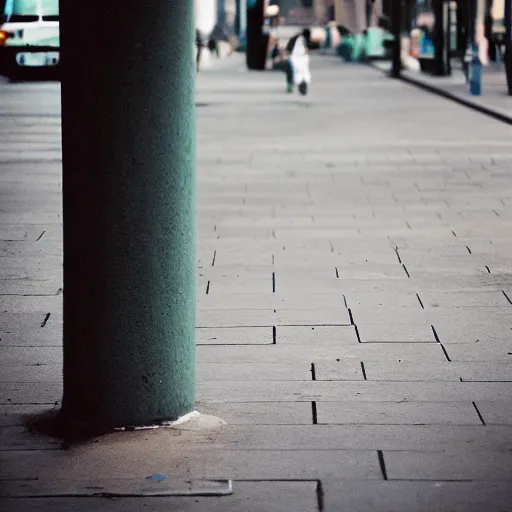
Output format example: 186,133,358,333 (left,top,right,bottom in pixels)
276,278,345,294
420,291,510,308
351,309,429,326
0,295,62,313
274,293,346,310
276,326,358,345
316,401,481,426
195,327,272,345
207,279,273,294
199,266,274,281
0,481,319,512
0,437,210,480
356,322,436,343
322,264,407,280
313,360,364,381
199,424,512,451
0,442,377,482
196,309,275,327
201,449,381,480
444,343,512,362
196,380,512,403
363,361,512,382
430,312,512,344
197,293,274,310
197,401,312,425
383,450,512,481
0,404,53,427
0,346,61,365
0,279,61,295
323,480,512,512
275,309,352,326
197,362,310,381
362,362,458,381
0,331,62,346
459,364,512,382
0,226,54,241
0,382,61,404
196,343,448,363
0,364,60,383
0,425,62,451
345,292,421,310
474,401,512,425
